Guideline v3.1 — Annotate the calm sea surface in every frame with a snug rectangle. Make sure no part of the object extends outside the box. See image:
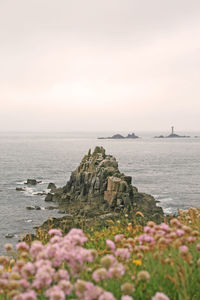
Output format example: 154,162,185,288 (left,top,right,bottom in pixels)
0,131,200,252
